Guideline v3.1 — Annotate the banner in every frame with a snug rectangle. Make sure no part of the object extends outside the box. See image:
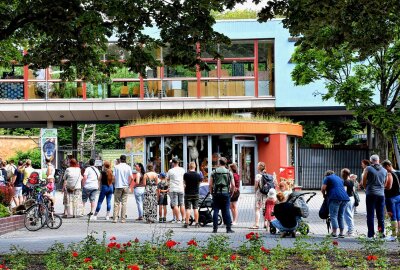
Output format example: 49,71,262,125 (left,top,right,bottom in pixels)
40,128,58,171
